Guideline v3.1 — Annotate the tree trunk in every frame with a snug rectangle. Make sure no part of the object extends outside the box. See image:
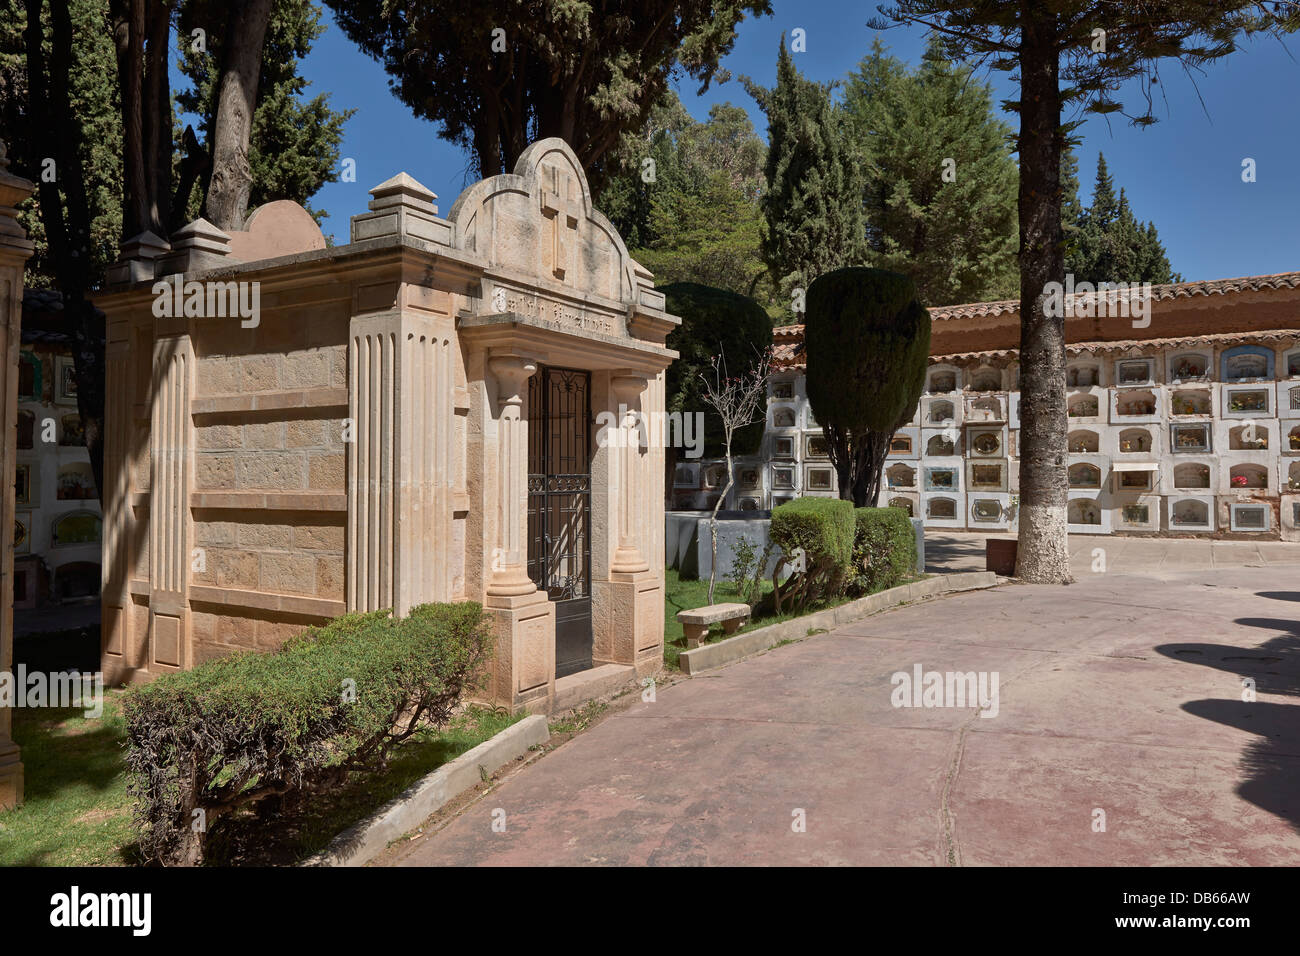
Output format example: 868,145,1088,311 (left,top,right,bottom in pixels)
1014,15,1072,583
825,421,854,501
171,125,210,233
112,0,148,238
29,0,107,500
204,0,273,230
664,444,679,508
144,0,173,233
707,466,732,605
856,431,891,507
